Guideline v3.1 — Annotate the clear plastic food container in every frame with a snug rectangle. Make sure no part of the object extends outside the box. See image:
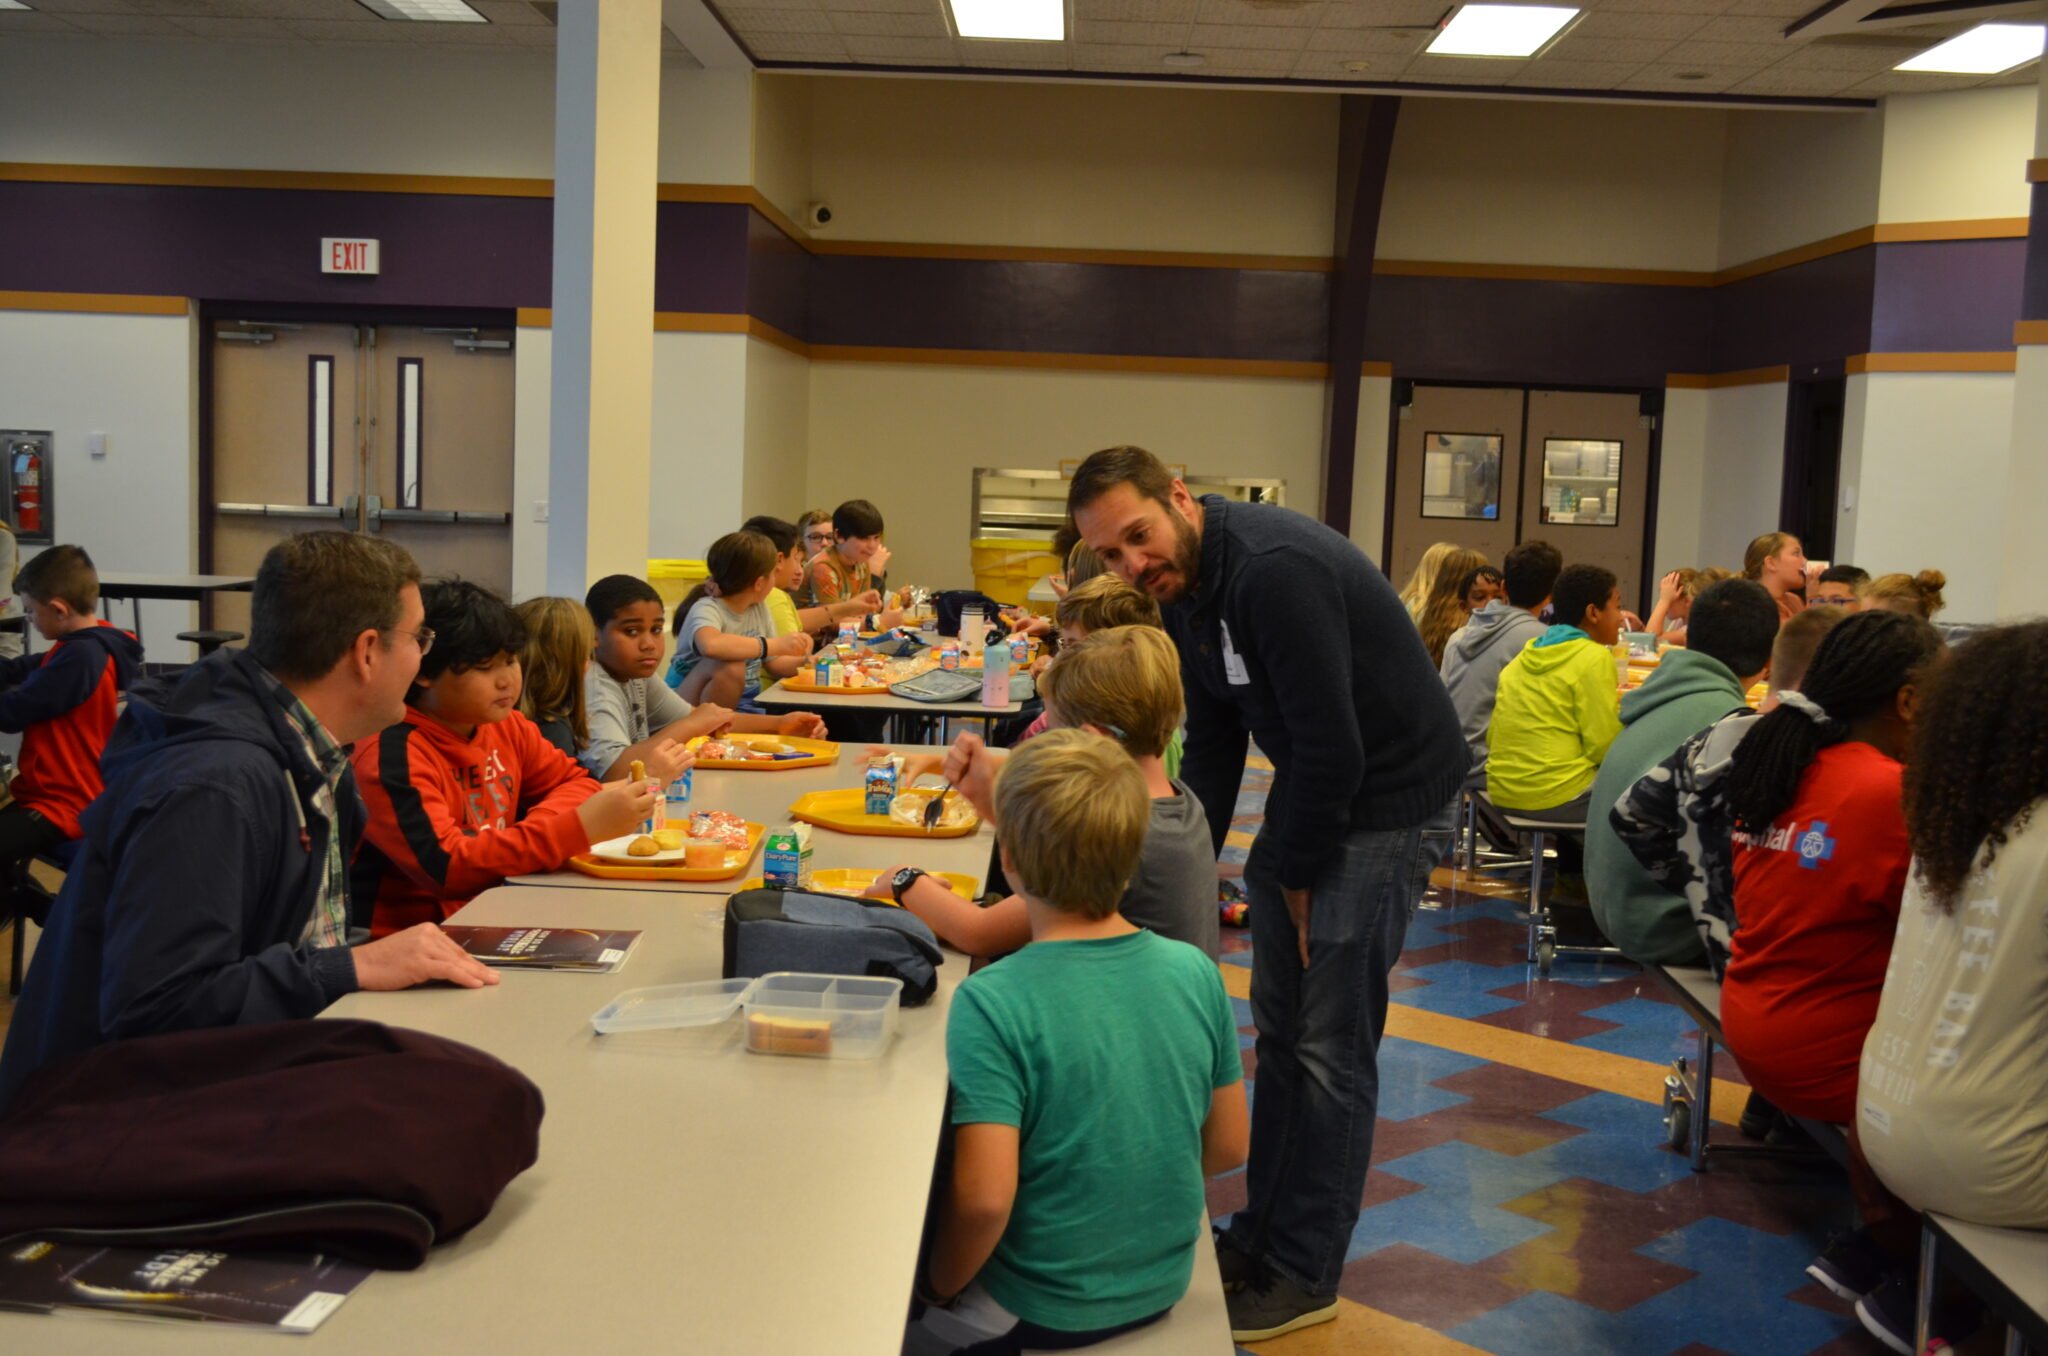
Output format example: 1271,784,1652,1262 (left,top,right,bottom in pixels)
590,977,759,1034
742,973,902,1060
